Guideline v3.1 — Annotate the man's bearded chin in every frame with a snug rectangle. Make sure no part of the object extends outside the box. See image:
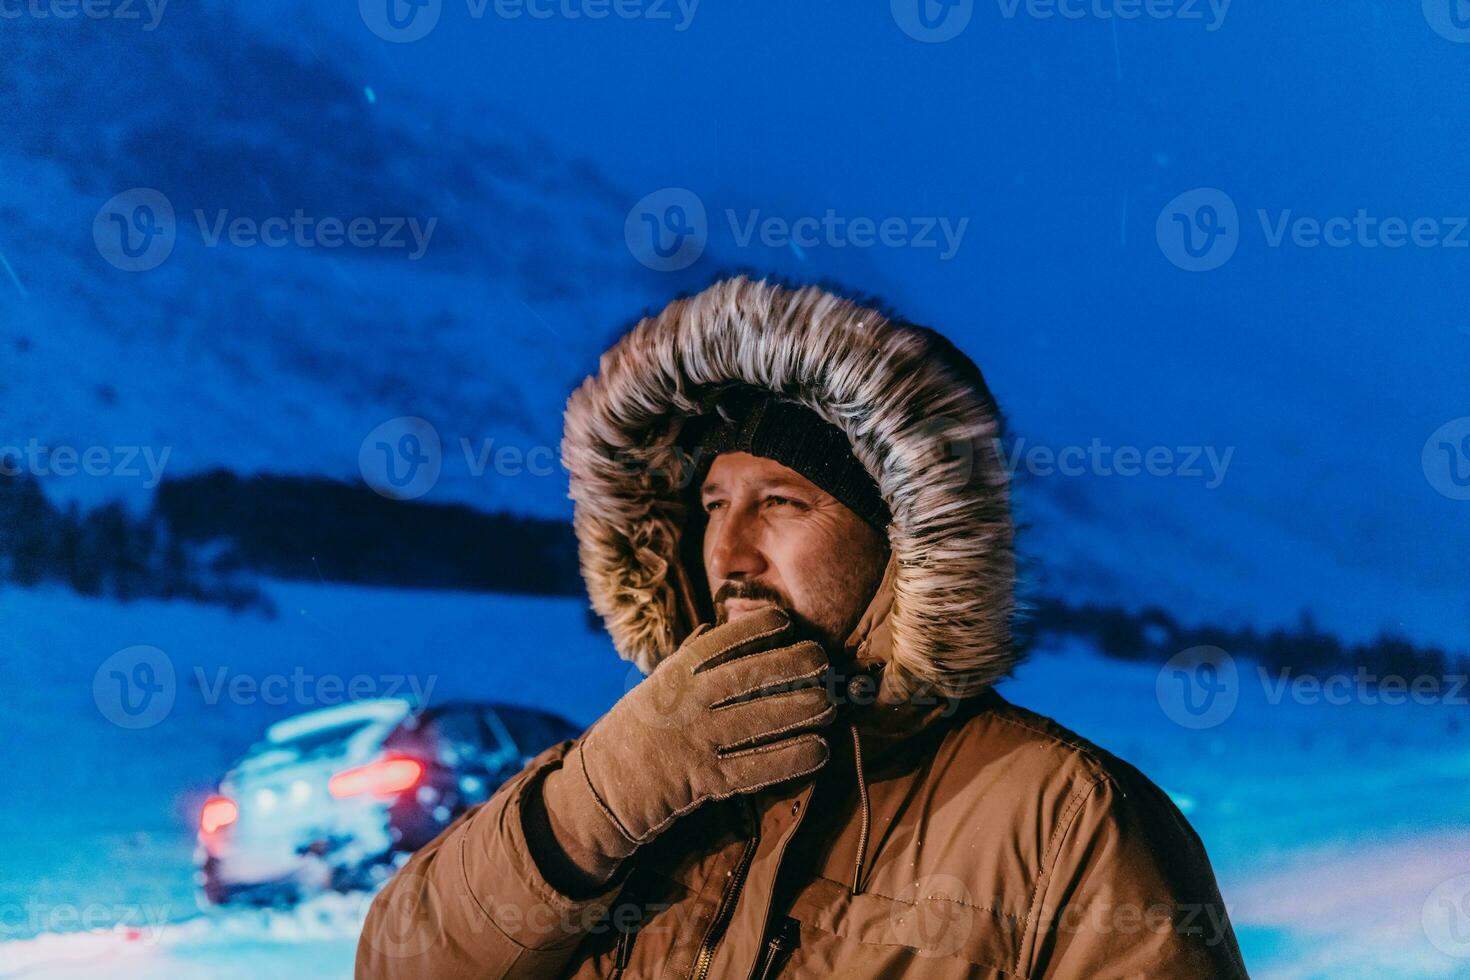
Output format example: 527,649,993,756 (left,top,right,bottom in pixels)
712,582,835,650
